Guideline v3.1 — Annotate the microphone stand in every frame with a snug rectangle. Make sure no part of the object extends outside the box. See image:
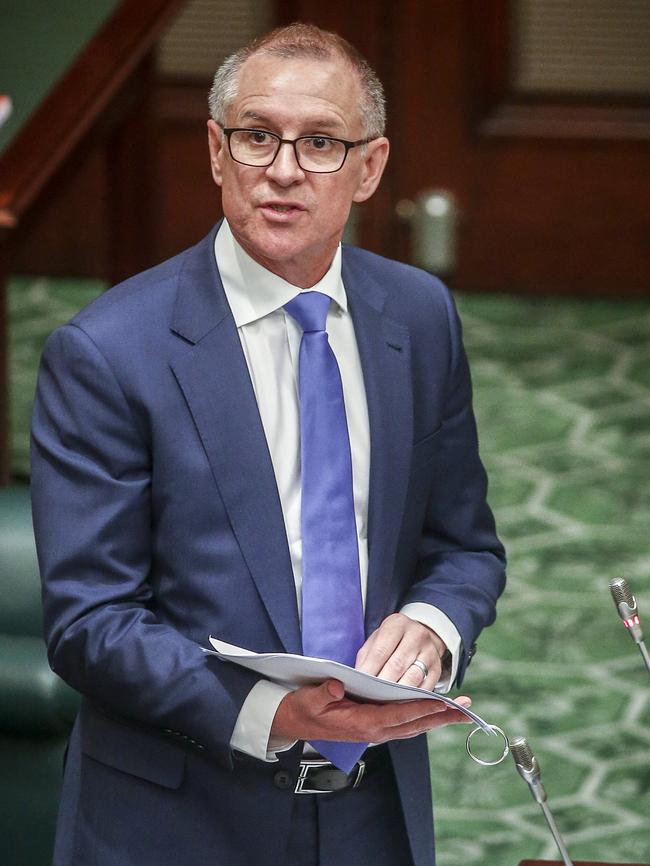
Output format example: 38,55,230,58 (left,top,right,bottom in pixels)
509,737,574,866
639,640,650,675
538,801,574,866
